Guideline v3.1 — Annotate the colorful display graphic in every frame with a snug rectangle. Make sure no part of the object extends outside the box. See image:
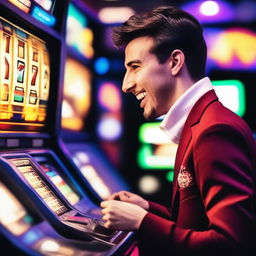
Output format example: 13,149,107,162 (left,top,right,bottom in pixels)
61,58,92,131
0,17,50,132
39,162,80,205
